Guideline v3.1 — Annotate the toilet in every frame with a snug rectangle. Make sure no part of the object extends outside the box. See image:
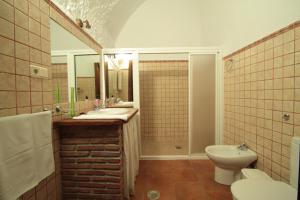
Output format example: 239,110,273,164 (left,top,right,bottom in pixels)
231,137,300,200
